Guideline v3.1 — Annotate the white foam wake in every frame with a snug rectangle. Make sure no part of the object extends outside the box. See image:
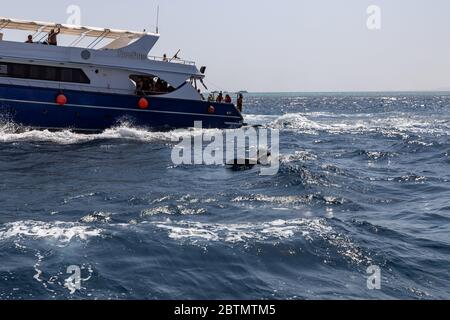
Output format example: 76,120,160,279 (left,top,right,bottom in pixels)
153,218,327,242
243,114,279,126
0,220,102,243
0,122,224,145
268,112,450,136
151,218,371,264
